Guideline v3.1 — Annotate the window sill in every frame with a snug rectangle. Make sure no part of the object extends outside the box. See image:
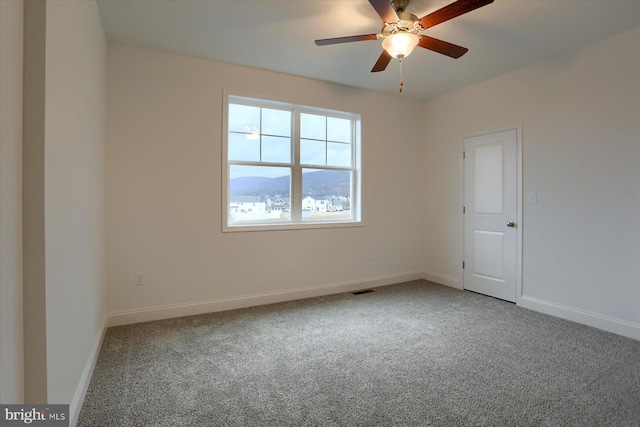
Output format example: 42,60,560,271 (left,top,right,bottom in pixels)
222,220,364,233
